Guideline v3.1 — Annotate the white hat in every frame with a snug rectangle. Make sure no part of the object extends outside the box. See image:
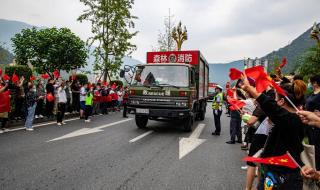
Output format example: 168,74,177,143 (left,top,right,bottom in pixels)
215,85,223,90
